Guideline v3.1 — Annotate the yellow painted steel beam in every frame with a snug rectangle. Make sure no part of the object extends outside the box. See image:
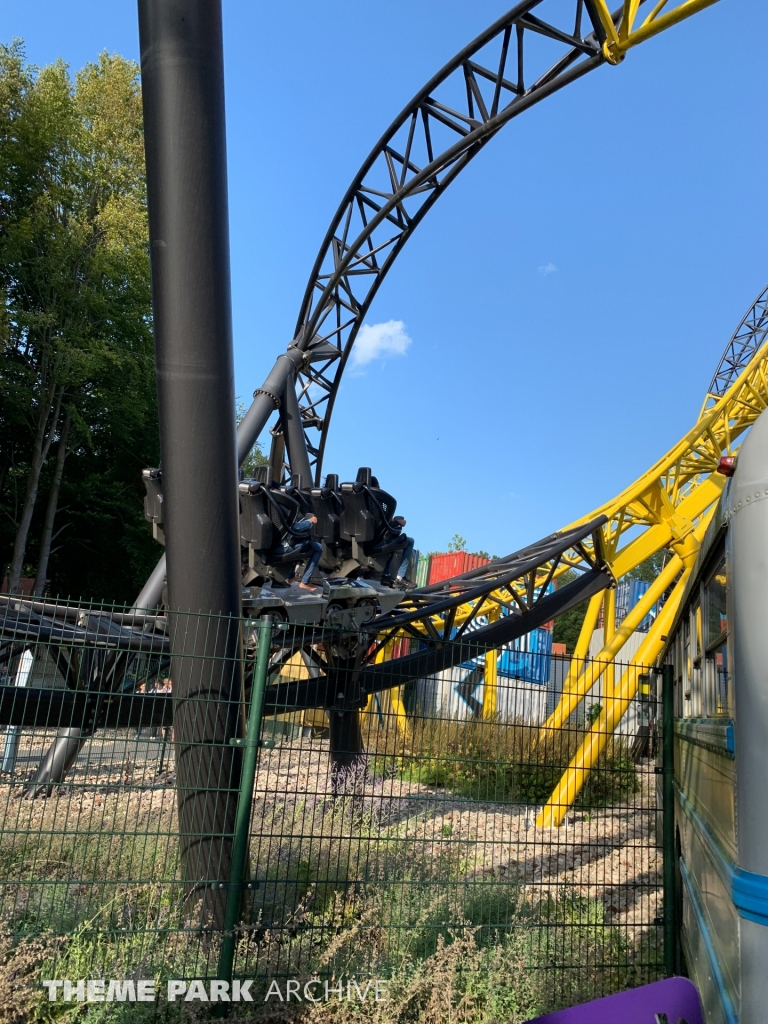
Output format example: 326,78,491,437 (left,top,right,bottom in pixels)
592,0,722,65
536,558,694,828
370,638,411,740
537,520,706,827
540,545,686,736
603,589,616,698
390,685,410,740
483,649,499,720
552,591,604,729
